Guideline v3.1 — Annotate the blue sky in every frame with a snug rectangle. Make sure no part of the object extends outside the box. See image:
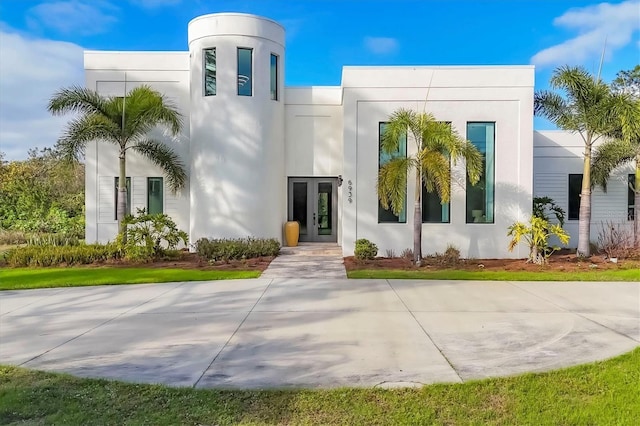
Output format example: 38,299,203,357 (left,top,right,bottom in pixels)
1,0,639,159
